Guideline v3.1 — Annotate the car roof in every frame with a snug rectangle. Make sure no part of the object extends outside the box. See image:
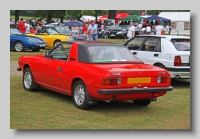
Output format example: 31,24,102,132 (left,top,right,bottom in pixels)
136,35,190,39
